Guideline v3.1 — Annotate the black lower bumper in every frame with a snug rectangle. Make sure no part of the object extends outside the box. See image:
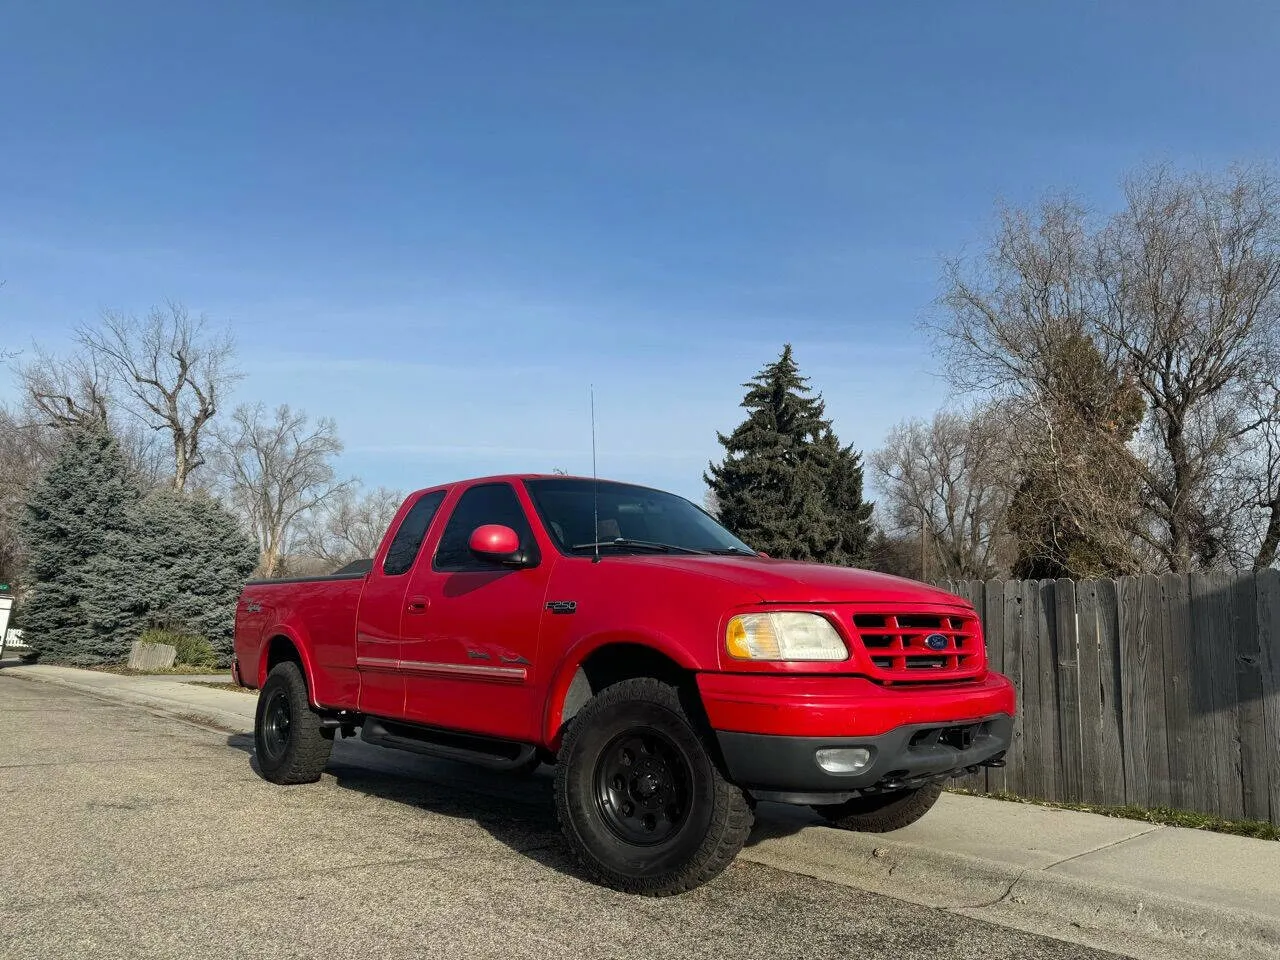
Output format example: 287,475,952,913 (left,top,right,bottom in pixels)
715,713,1014,805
